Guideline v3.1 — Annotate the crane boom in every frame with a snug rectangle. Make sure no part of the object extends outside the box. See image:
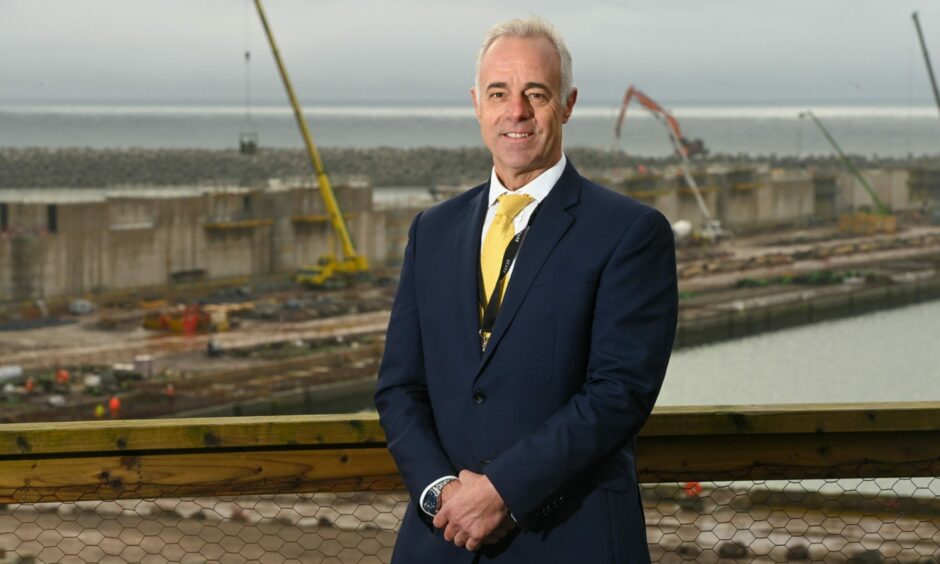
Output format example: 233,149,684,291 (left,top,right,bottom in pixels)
253,0,368,283
615,85,705,158
912,12,940,120
800,110,890,216
616,87,683,146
